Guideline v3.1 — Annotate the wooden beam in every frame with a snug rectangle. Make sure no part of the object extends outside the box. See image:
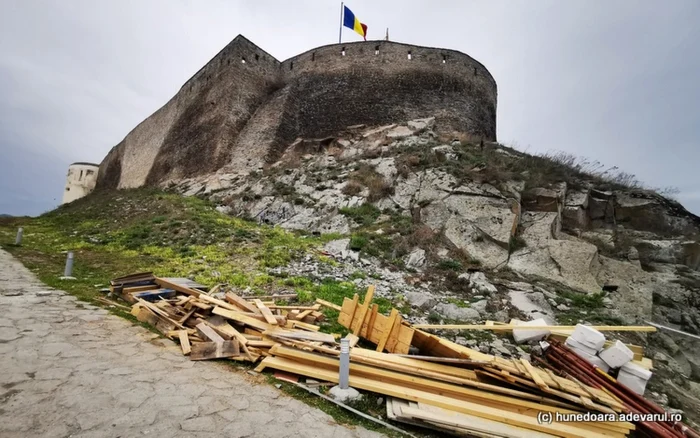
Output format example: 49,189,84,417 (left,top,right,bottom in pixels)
412,324,656,332
155,277,201,297
352,285,375,336
254,299,279,325
315,298,342,311
196,322,225,344
212,306,272,332
259,356,616,438
376,309,399,352
178,330,191,355
190,340,239,361
225,292,261,314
